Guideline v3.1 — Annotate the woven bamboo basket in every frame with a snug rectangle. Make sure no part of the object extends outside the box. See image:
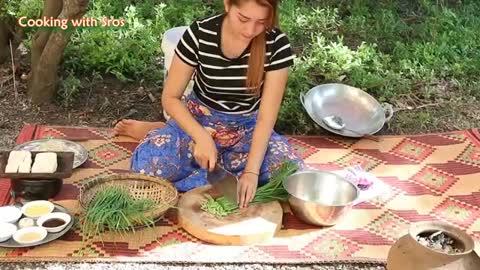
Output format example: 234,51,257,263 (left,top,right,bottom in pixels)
79,173,178,224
